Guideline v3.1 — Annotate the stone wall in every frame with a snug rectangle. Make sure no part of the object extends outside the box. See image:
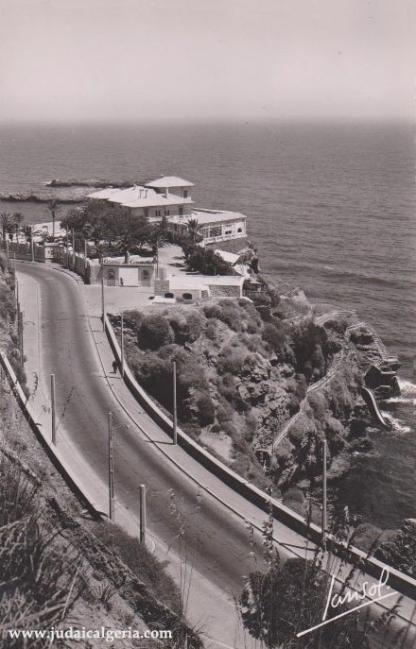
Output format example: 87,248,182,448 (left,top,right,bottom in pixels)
204,236,248,254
